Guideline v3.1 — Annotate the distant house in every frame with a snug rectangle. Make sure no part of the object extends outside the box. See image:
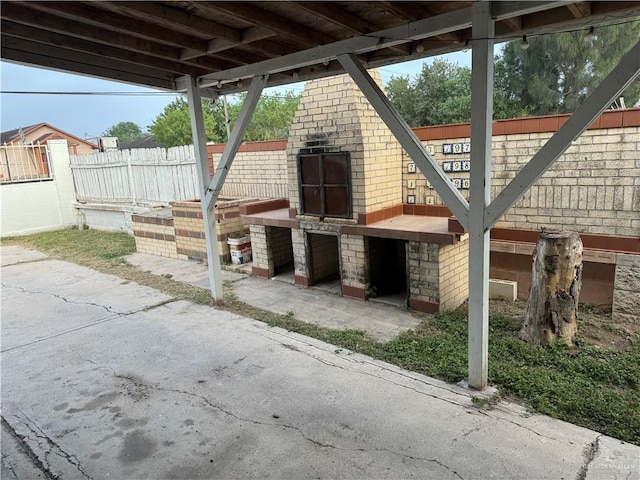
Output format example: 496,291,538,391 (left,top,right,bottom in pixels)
119,135,161,150
1,123,98,155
